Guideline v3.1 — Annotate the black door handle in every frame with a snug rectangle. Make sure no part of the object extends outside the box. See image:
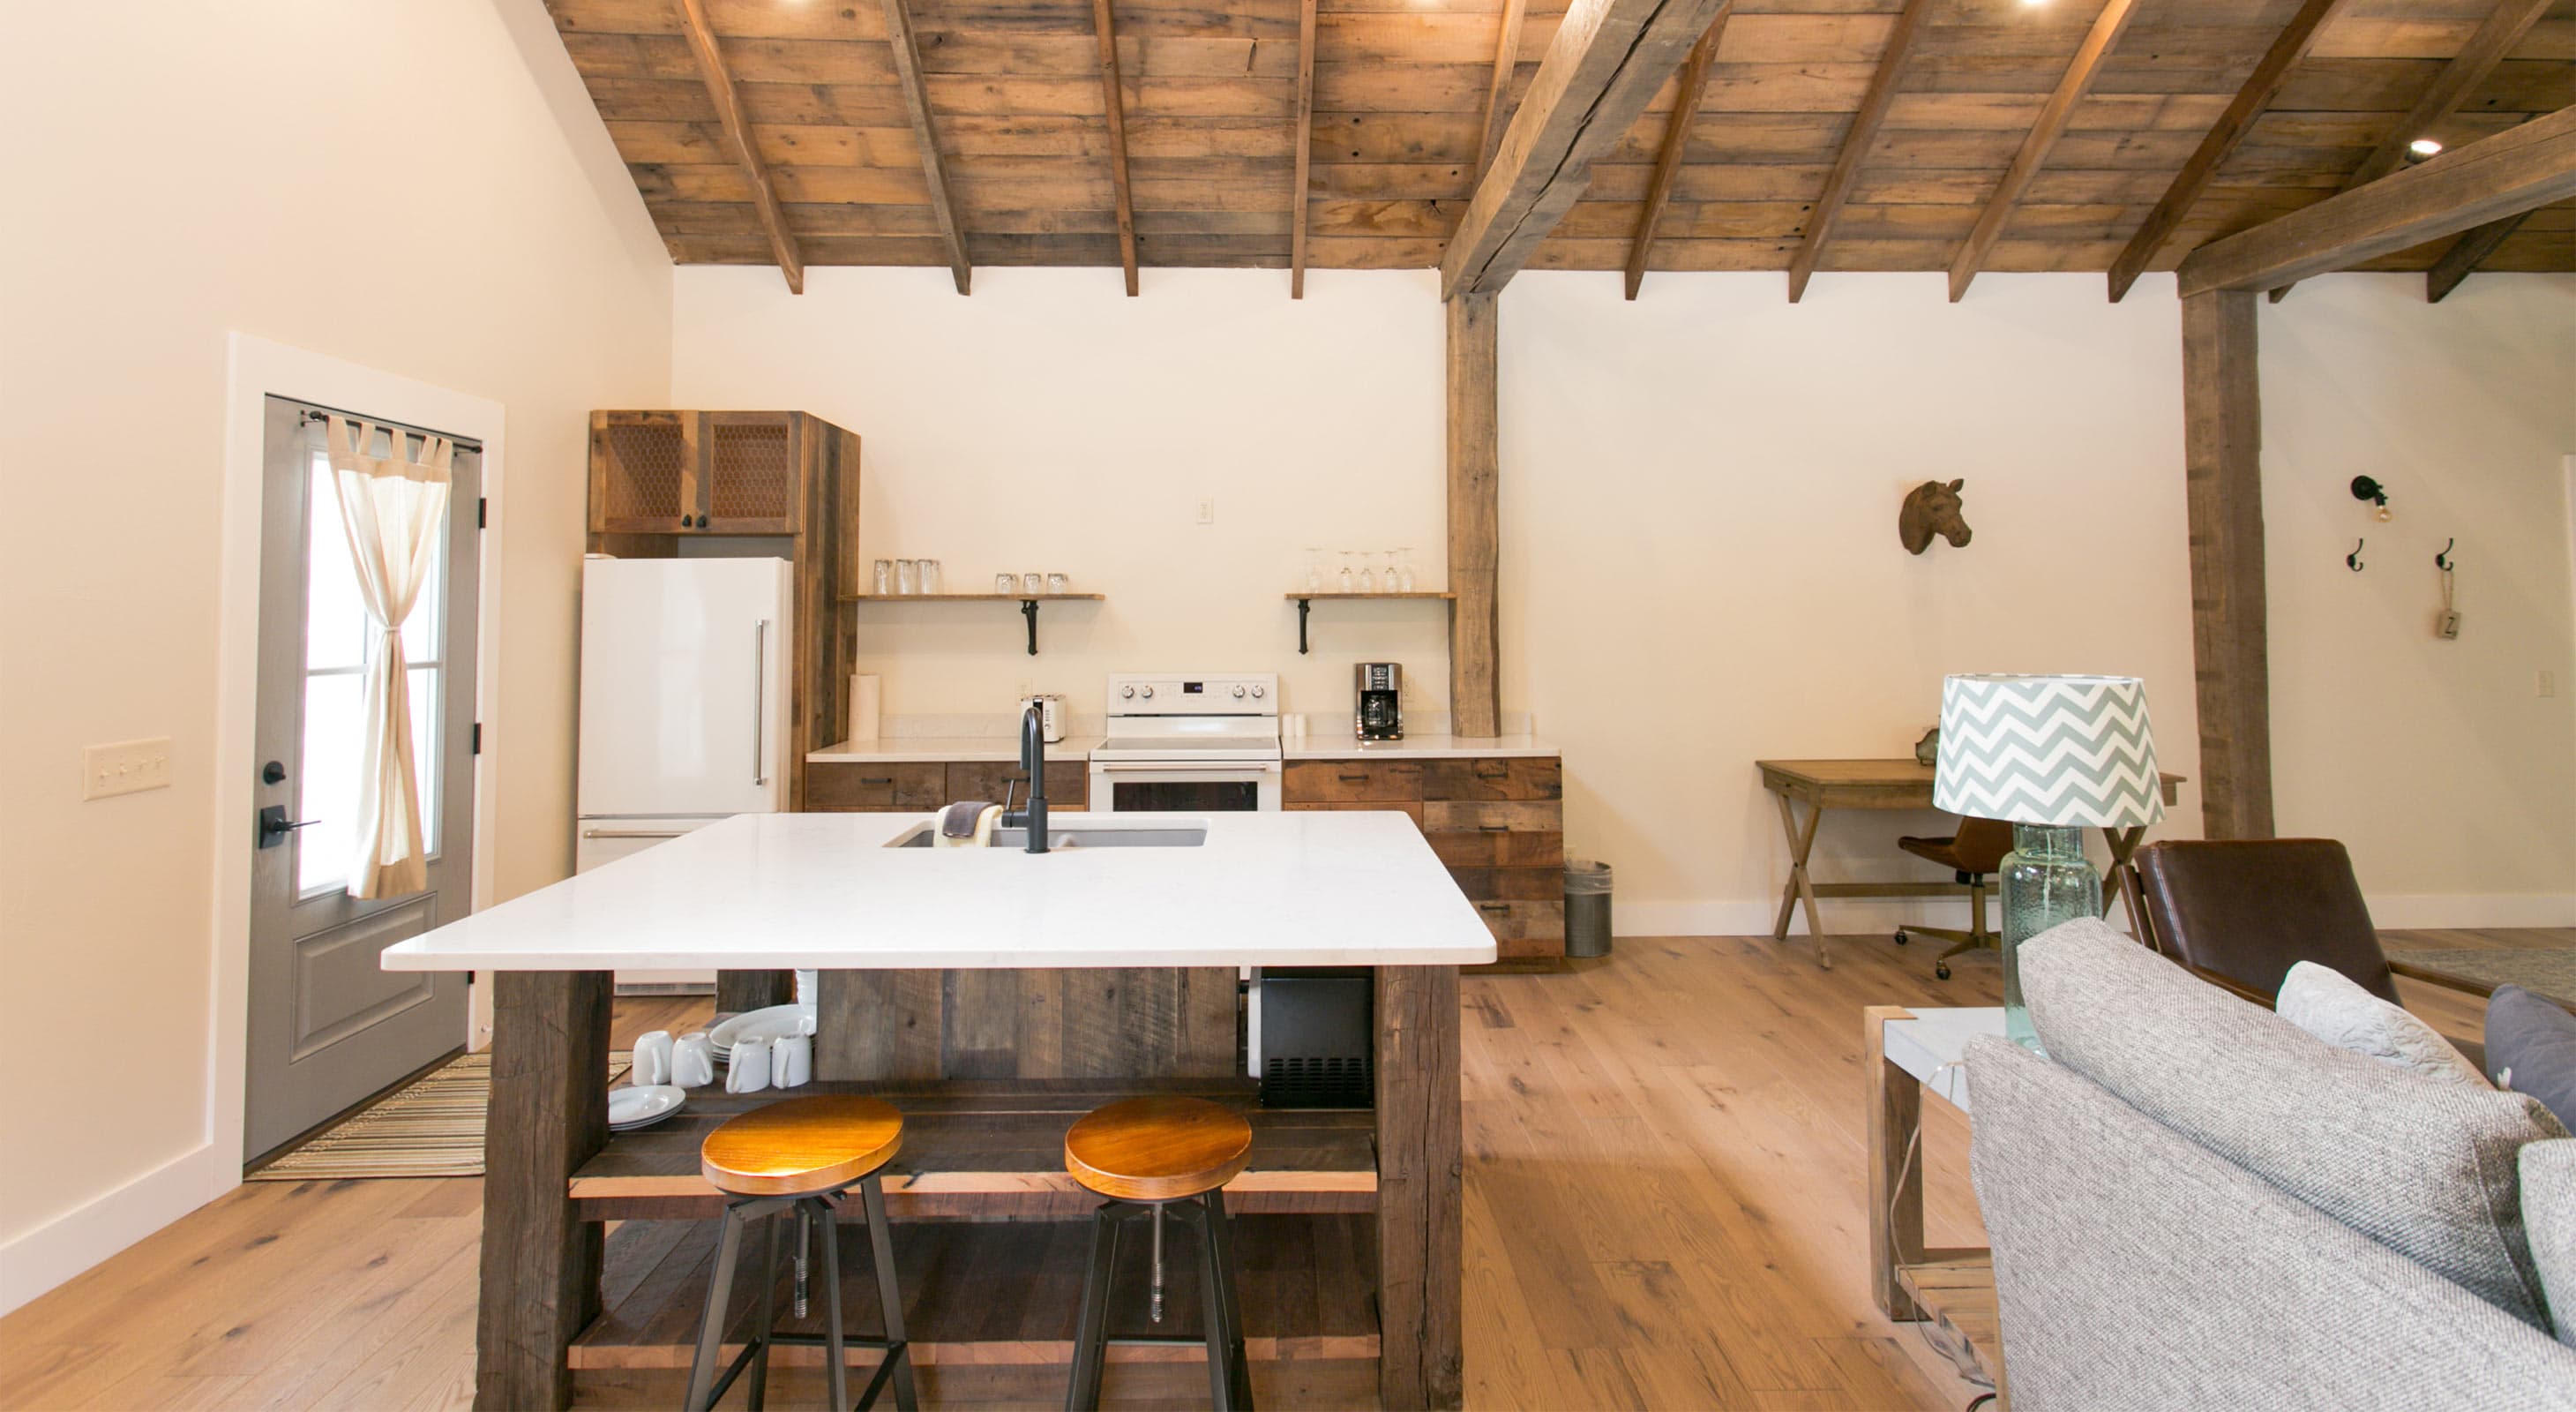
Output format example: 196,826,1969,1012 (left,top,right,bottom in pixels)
258,804,320,849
